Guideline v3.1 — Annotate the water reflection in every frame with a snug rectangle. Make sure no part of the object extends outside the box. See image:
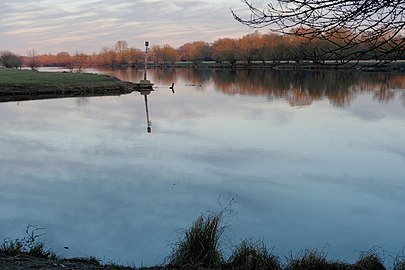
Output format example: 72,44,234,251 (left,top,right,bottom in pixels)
137,89,153,133
402,92,405,106
100,68,405,108
76,97,90,107
210,70,403,107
